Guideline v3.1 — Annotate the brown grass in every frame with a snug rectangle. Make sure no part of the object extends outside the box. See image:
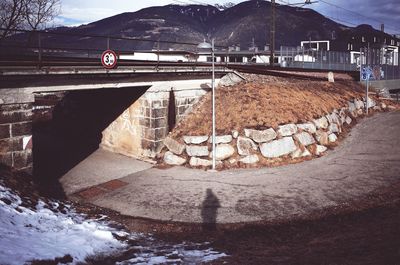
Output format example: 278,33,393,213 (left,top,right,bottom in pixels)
172,74,364,137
